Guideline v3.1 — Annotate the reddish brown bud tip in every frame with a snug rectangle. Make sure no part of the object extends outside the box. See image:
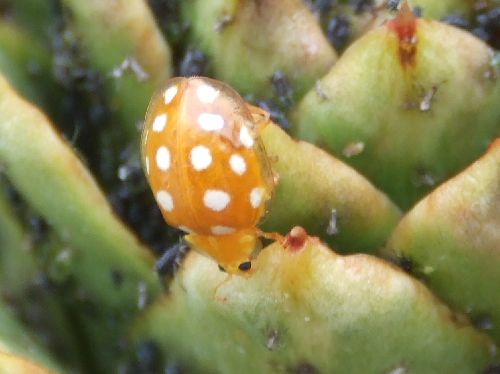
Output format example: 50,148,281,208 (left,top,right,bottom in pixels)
387,1,418,67
283,226,309,252
487,137,500,152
